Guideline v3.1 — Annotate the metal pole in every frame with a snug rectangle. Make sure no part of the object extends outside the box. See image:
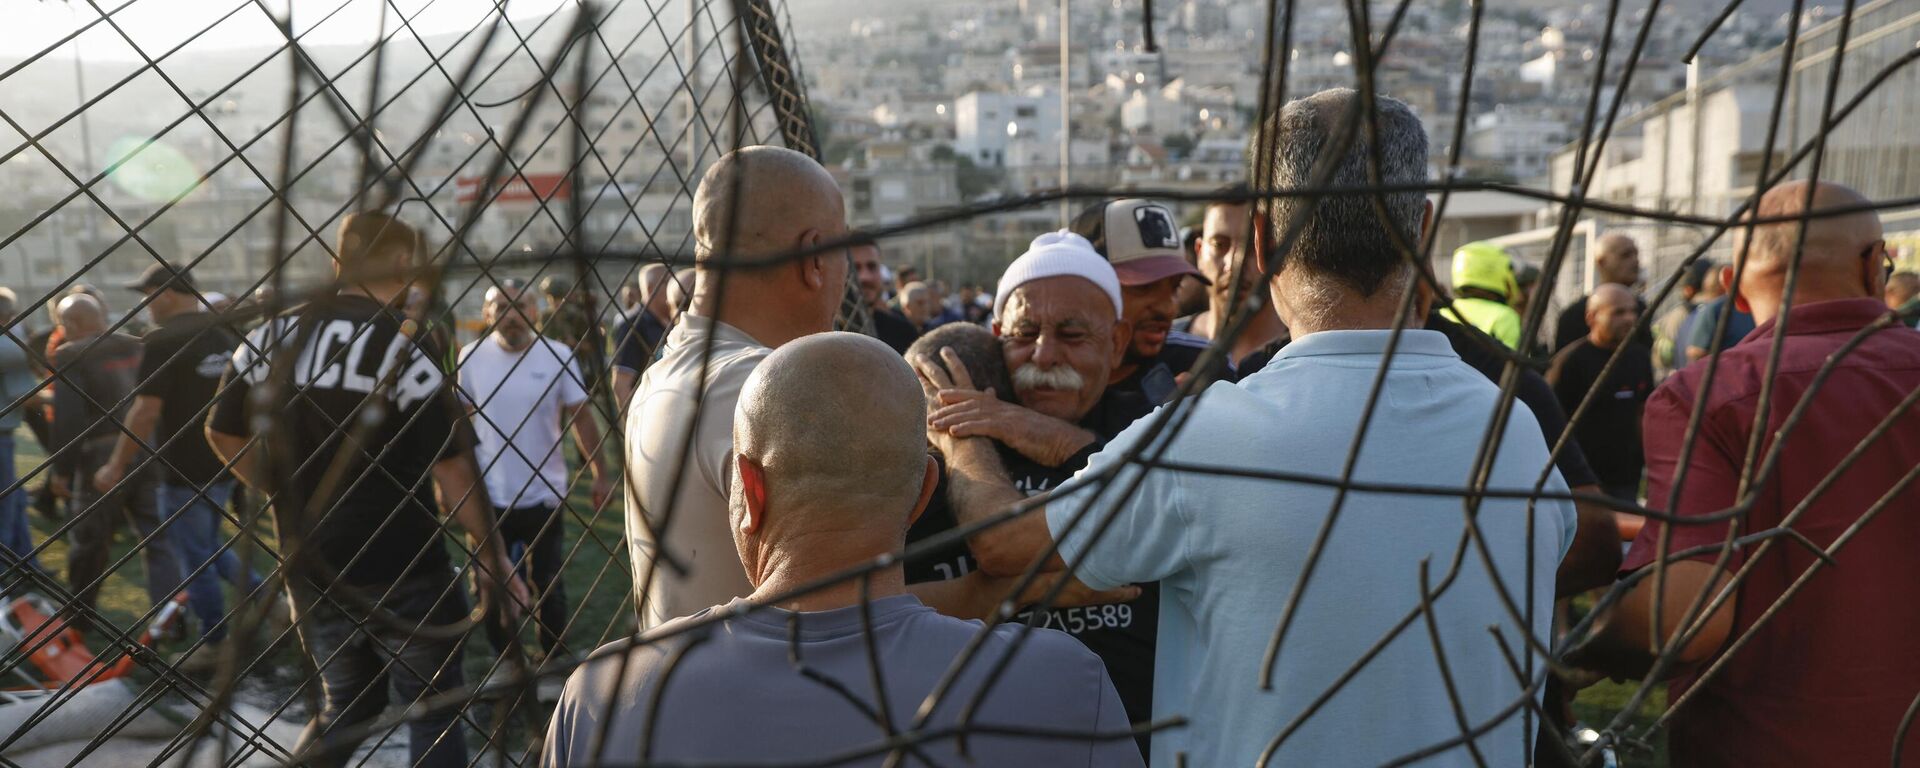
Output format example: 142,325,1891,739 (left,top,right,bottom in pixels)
1687,59,1702,217
69,7,101,250
1059,0,1070,228
688,0,704,173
